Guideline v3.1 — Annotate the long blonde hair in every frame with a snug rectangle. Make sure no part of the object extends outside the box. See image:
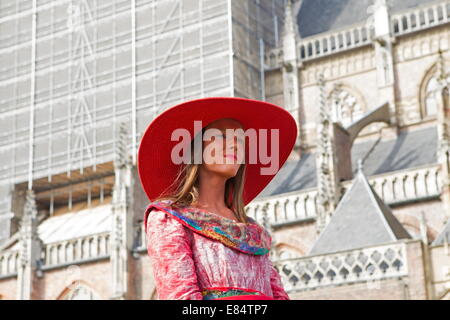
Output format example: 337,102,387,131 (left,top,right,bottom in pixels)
155,127,249,223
